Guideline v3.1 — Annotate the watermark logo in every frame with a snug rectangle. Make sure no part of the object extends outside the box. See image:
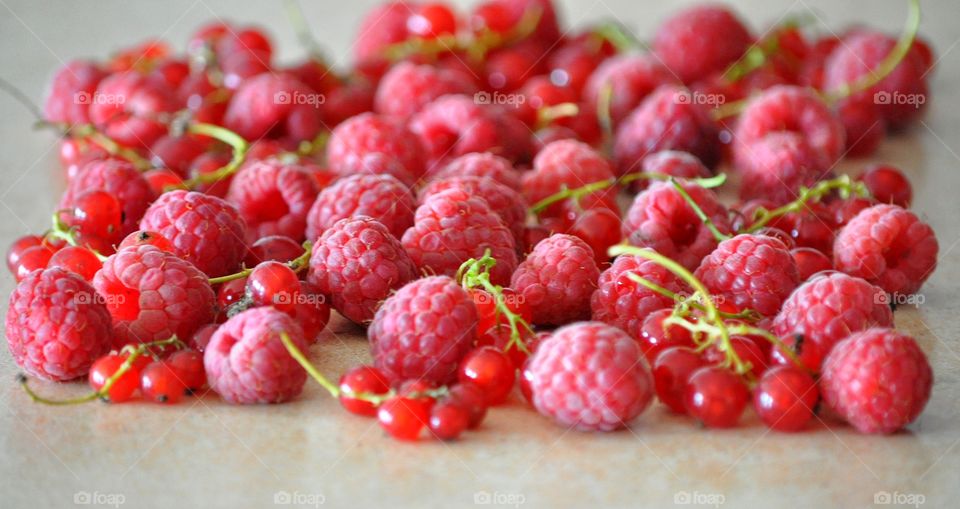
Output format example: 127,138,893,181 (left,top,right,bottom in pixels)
74,491,126,507
474,91,526,107
74,292,125,307
273,91,326,108
875,292,925,308
74,92,125,105
471,290,526,307
273,292,327,307
874,490,925,507
273,490,325,507
874,91,925,109
674,490,725,507
474,490,525,507
674,90,726,107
